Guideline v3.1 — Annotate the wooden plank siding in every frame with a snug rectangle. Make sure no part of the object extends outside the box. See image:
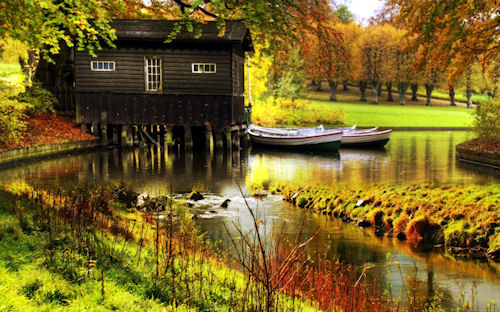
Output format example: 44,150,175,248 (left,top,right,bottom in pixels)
72,20,252,128
75,45,232,95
